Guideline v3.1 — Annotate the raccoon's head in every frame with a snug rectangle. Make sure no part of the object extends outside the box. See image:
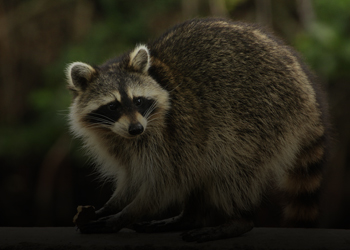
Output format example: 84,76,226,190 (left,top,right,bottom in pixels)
66,45,170,139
